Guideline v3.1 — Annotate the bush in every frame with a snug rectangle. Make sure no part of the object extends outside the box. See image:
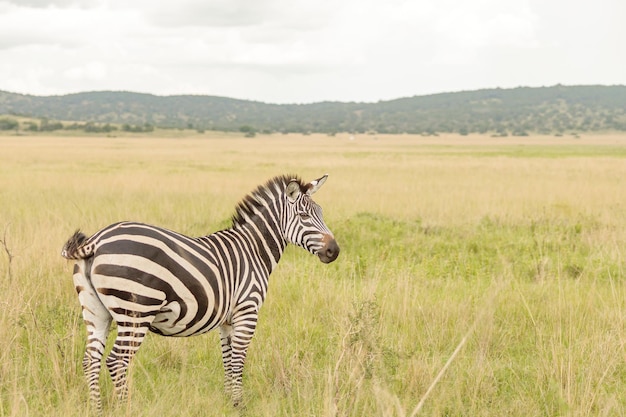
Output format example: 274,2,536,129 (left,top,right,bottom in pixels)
84,123,117,133
122,123,154,133
39,119,63,131
0,117,18,131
